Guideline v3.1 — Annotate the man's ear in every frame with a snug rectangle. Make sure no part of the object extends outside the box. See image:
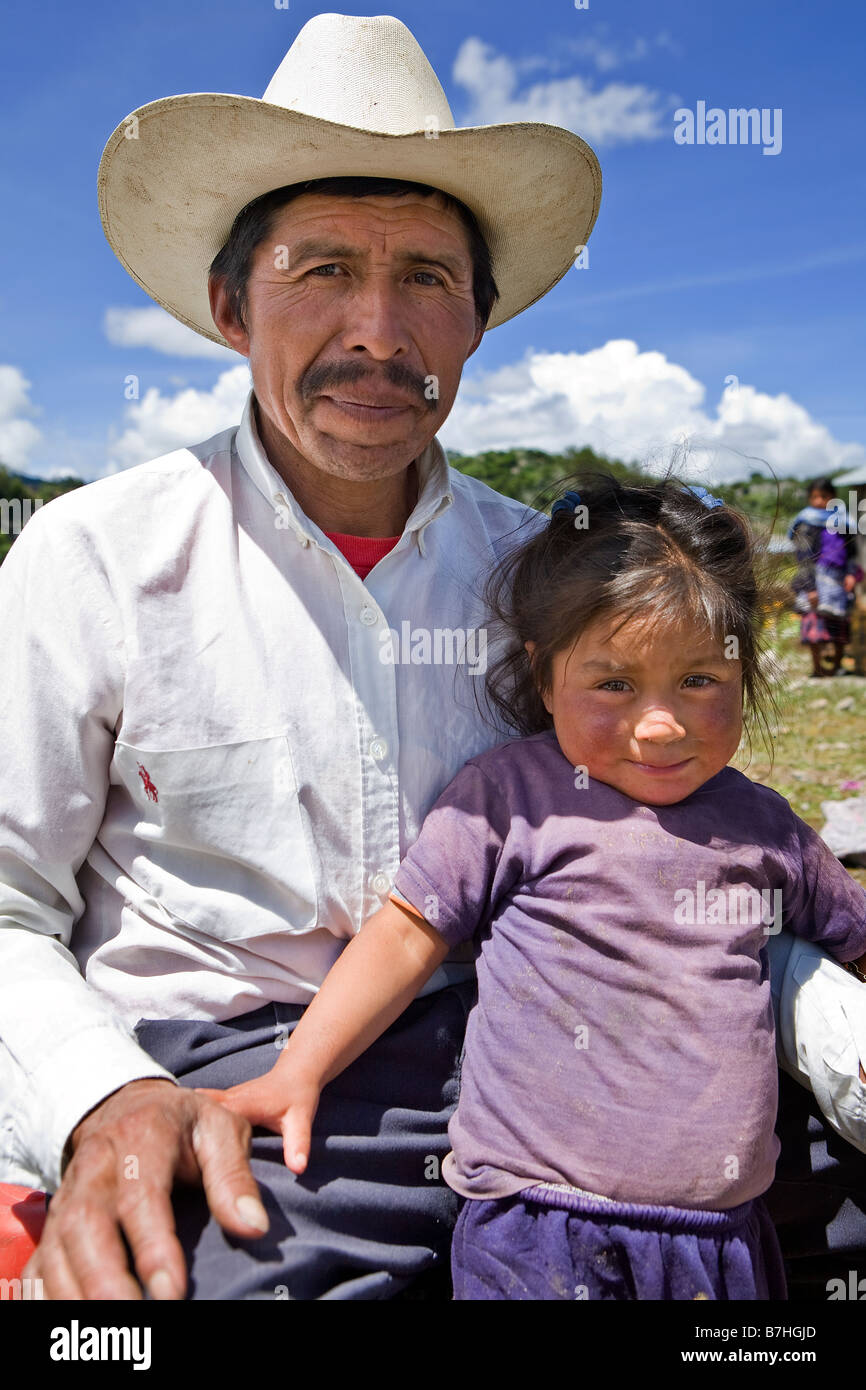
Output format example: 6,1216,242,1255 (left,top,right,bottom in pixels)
466,319,486,359
208,275,251,357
